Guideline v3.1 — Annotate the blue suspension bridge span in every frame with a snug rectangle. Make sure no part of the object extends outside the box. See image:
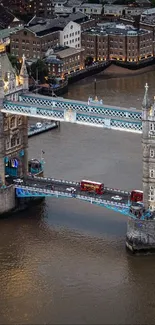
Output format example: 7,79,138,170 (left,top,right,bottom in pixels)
12,175,133,218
